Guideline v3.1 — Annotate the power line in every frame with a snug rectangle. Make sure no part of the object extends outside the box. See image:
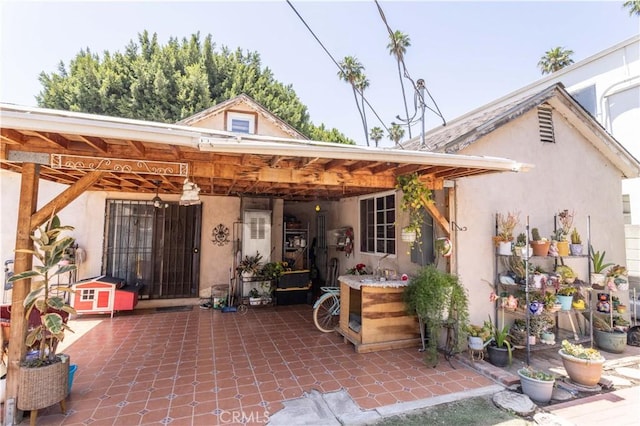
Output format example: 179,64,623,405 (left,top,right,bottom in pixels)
286,0,392,140
374,0,447,129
